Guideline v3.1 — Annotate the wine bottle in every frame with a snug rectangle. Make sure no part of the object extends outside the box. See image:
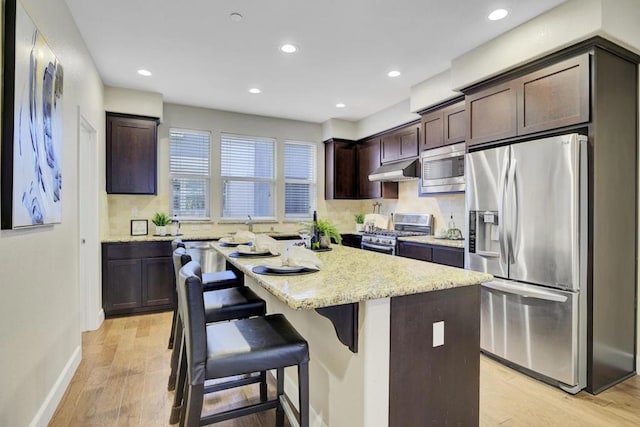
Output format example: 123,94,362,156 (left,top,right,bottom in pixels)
311,210,319,248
